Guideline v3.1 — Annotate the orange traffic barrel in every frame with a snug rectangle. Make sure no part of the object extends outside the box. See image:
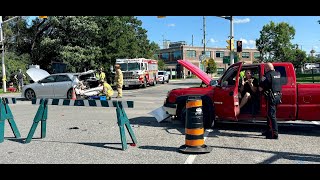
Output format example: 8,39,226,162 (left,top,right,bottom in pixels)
179,96,212,154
